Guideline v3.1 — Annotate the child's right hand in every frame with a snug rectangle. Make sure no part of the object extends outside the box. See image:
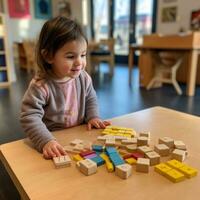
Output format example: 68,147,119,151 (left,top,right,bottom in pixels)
42,140,66,159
